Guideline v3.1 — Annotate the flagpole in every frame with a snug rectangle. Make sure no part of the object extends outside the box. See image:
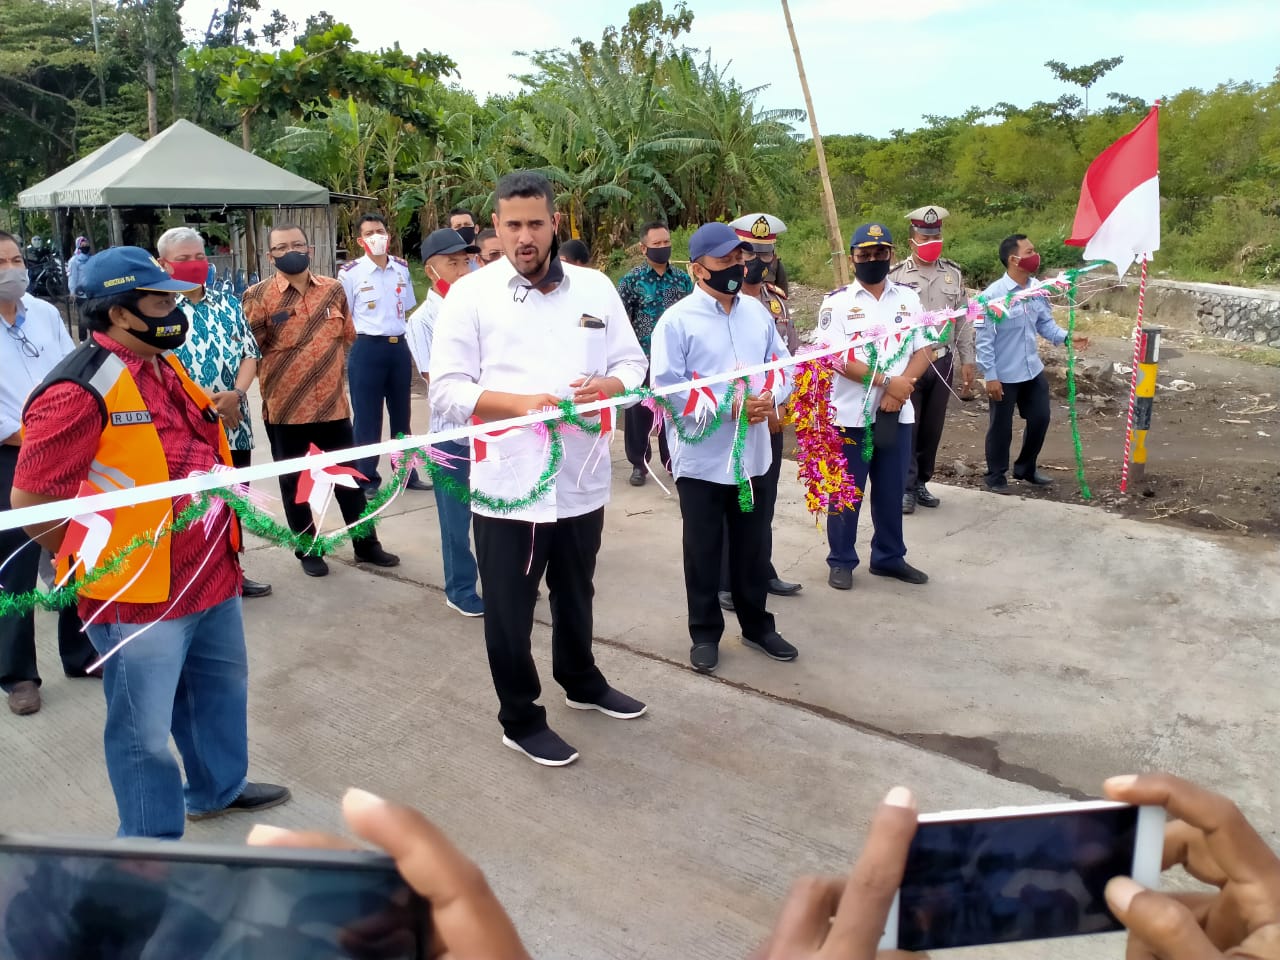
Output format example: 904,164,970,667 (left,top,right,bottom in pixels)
1119,255,1149,493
